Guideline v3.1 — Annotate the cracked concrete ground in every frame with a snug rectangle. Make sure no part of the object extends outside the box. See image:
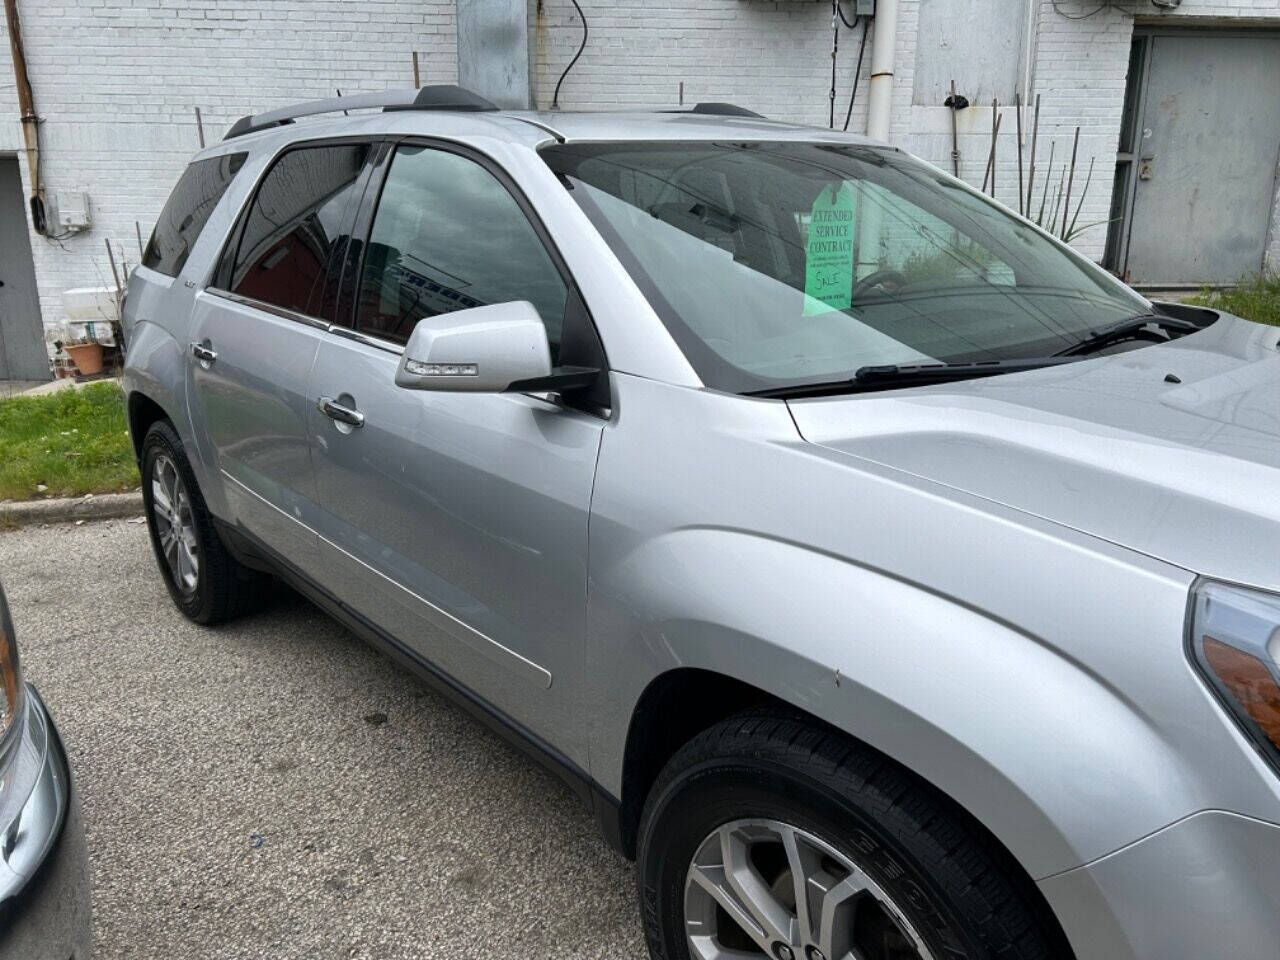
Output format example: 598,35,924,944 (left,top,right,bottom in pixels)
1,519,647,959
